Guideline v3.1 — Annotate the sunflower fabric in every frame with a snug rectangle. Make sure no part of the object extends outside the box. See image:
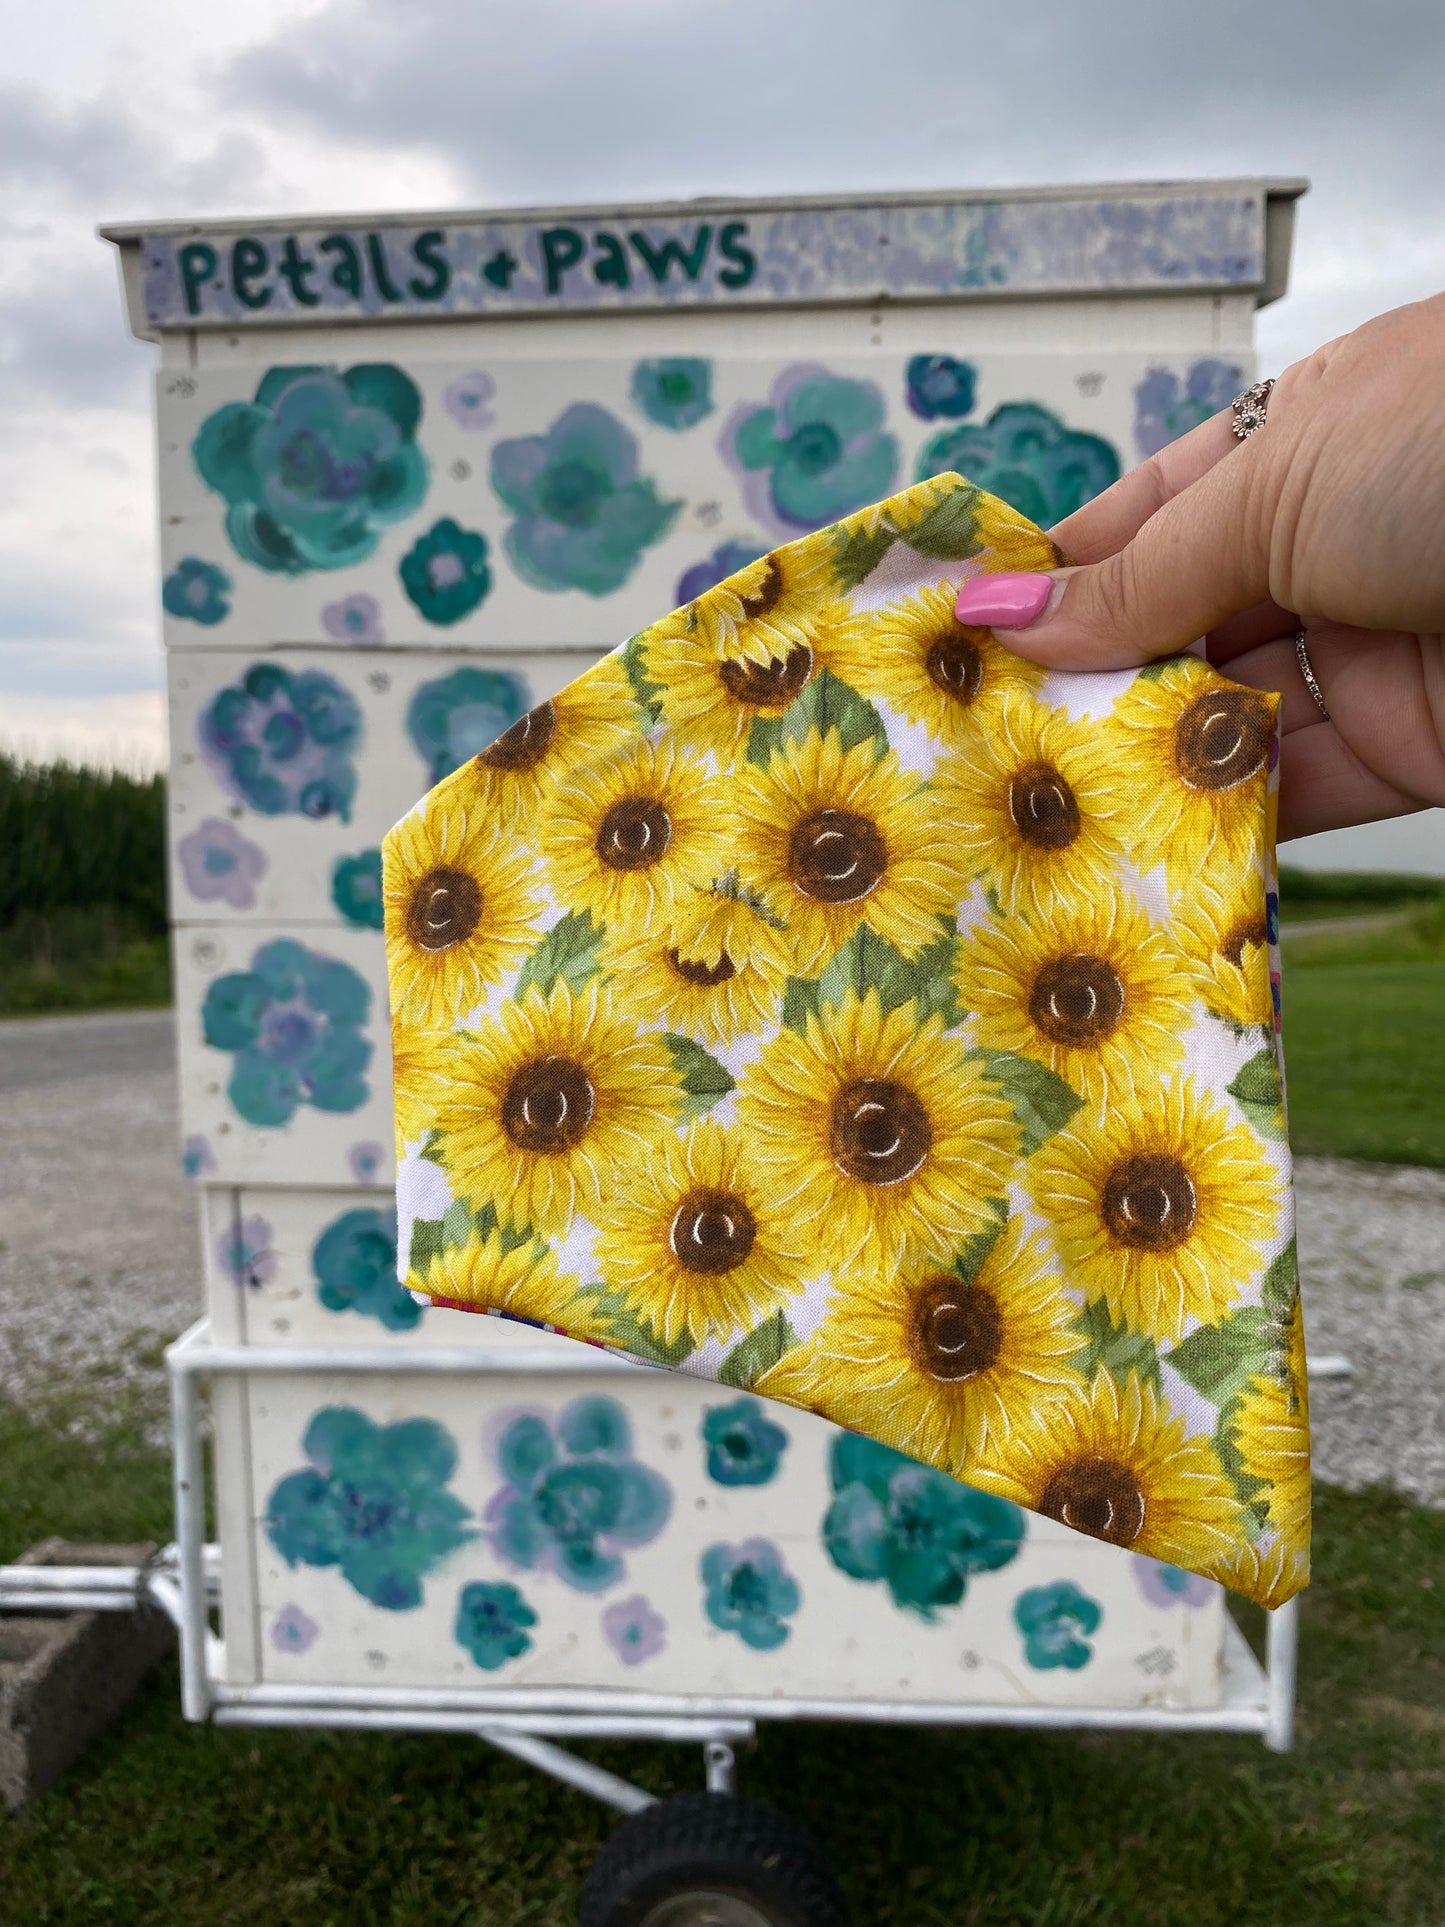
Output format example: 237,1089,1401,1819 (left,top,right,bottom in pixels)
382,471,1309,1611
